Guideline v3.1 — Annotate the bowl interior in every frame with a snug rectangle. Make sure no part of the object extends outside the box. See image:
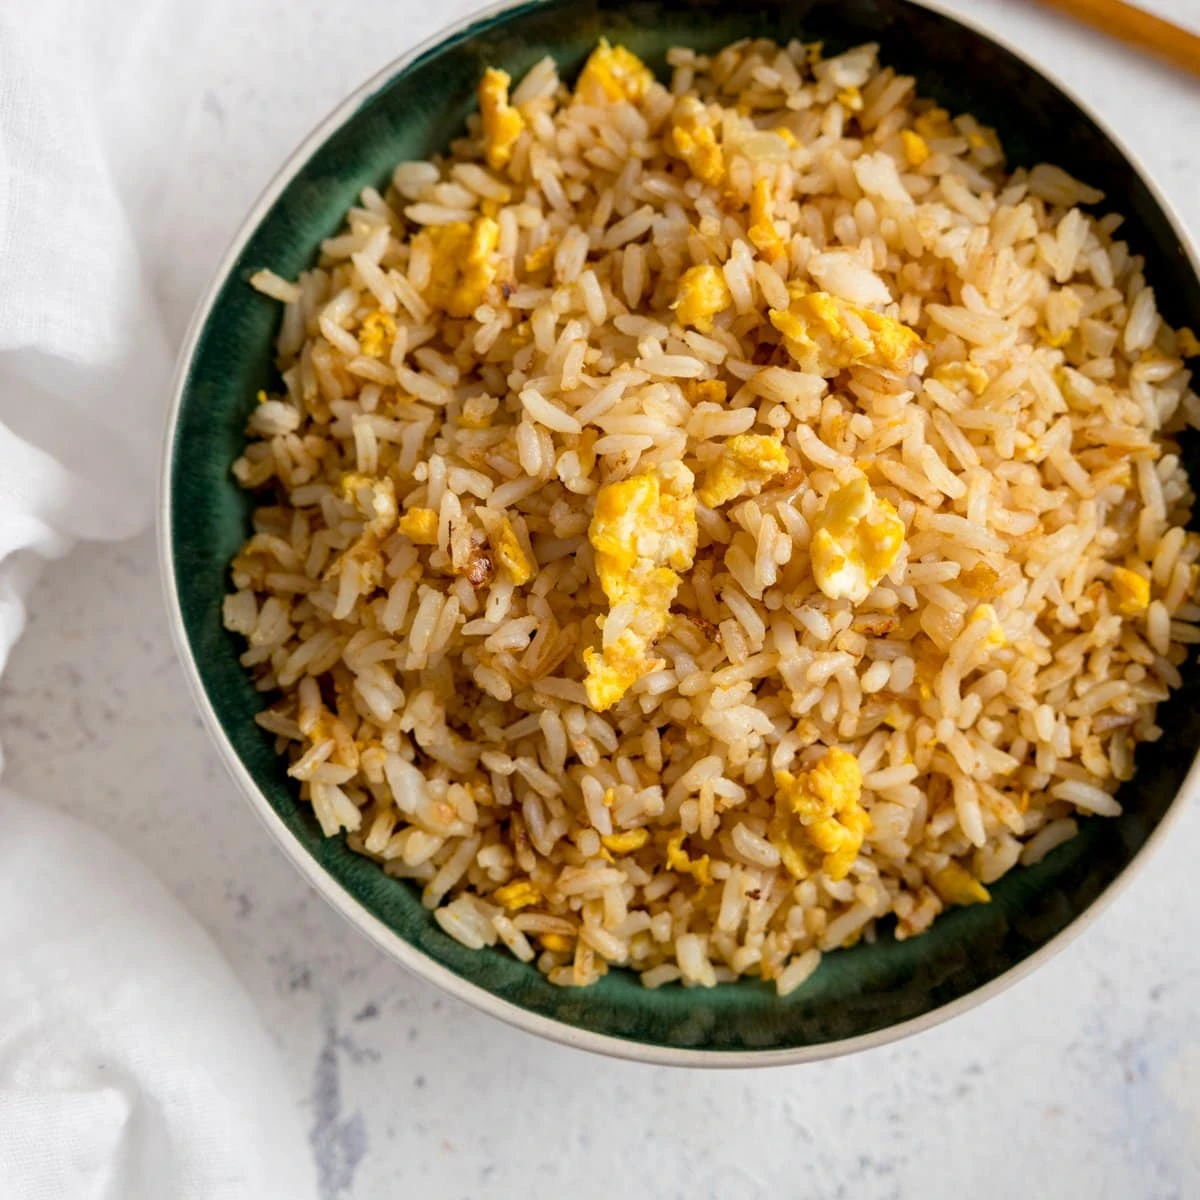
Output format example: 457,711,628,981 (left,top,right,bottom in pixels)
168,0,1200,1055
